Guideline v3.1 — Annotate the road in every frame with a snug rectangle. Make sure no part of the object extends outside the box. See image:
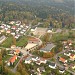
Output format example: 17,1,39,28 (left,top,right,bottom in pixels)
11,28,43,73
